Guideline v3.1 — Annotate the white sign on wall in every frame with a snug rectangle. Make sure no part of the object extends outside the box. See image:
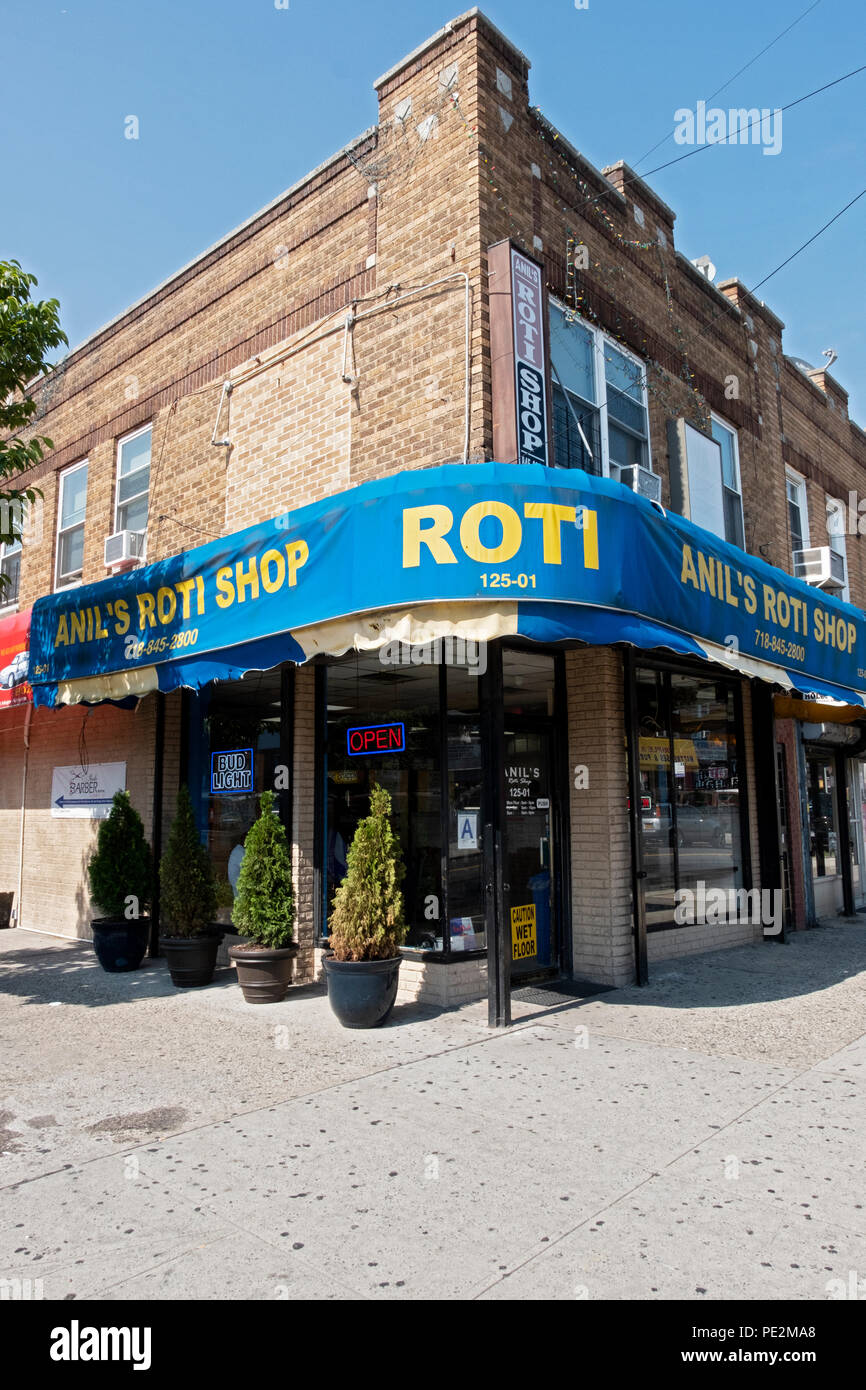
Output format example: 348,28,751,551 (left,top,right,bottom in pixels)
457,811,479,851
51,763,127,818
